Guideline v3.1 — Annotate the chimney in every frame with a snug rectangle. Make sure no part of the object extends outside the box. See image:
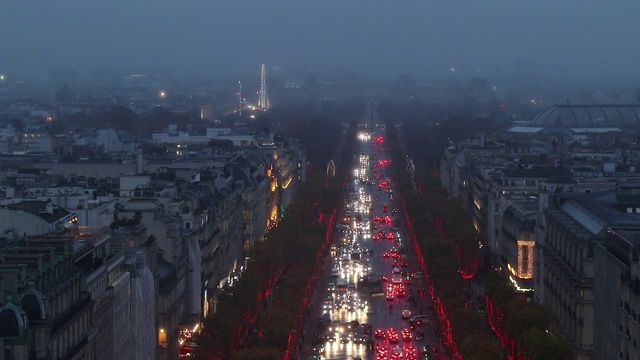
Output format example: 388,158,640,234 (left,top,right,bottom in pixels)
136,150,143,175
46,201,54,214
